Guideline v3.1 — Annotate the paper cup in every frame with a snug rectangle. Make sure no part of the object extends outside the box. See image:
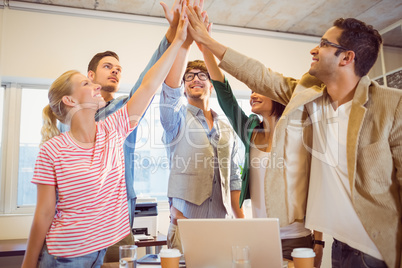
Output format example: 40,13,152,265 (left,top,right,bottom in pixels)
159,248,181,268
291,248,315,268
